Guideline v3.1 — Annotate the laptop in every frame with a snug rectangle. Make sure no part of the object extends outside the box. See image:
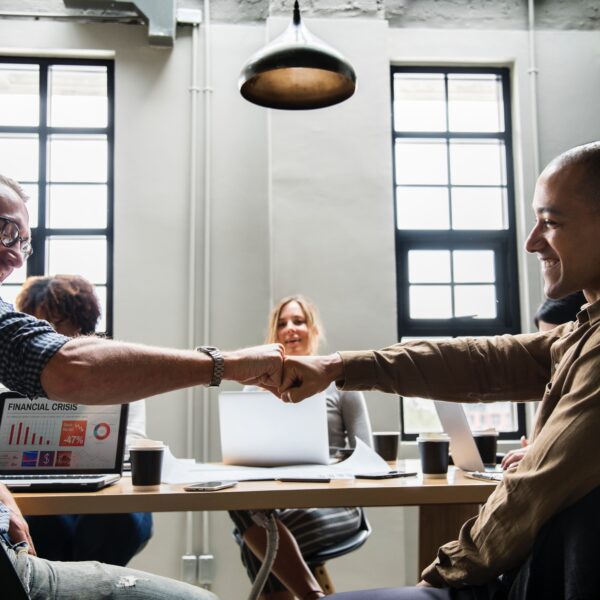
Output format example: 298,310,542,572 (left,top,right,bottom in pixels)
434,400,503,482
0,391,128,491
219,391,329,467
